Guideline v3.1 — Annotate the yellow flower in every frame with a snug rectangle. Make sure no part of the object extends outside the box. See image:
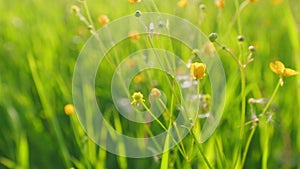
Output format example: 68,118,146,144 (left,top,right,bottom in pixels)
131,92,145,105
129,0,141,4
128,30,140,42
64,104,75,115
271,0,283,5
150,88,161,99
177,0,188,8
269,61,299,77
249,0,258,3
190,62,206,80
215,0,225,9
98,15,109,26
133,74,145,84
